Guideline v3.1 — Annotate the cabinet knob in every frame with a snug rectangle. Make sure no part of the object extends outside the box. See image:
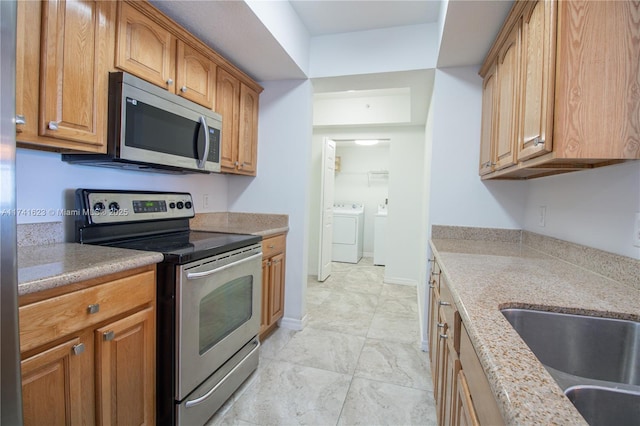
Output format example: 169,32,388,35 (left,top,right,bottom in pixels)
166,78,174,85
87,304,100,314
48,121,58,130
533,137,545,147
439,333,448,340
269,244,275,249
234,161,239,166
15,115,25,125
439,301,451,306
72,343,85,355
181,86,187,92
267,261,272,266
103,330,115,341
429,284,435,289
437,323,445,329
